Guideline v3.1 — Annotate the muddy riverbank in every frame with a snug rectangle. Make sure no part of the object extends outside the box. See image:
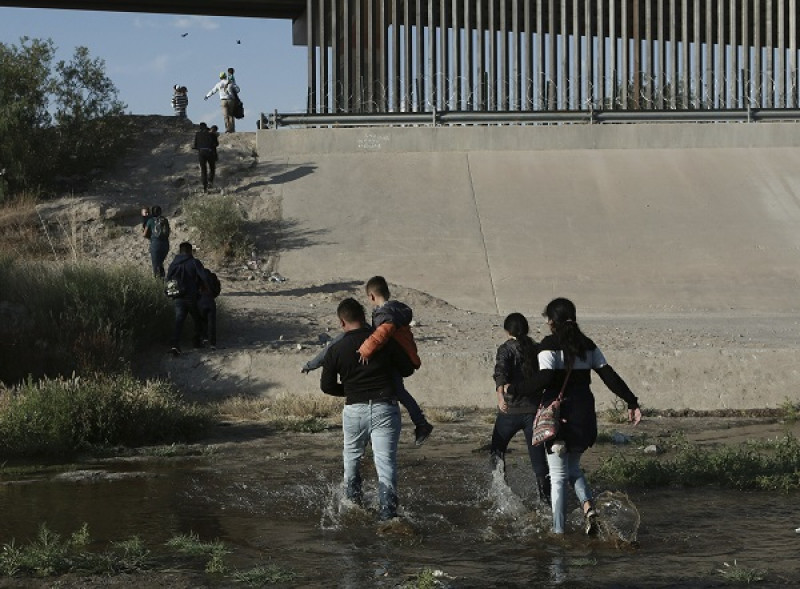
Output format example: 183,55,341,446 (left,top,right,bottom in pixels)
1,412,799,588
